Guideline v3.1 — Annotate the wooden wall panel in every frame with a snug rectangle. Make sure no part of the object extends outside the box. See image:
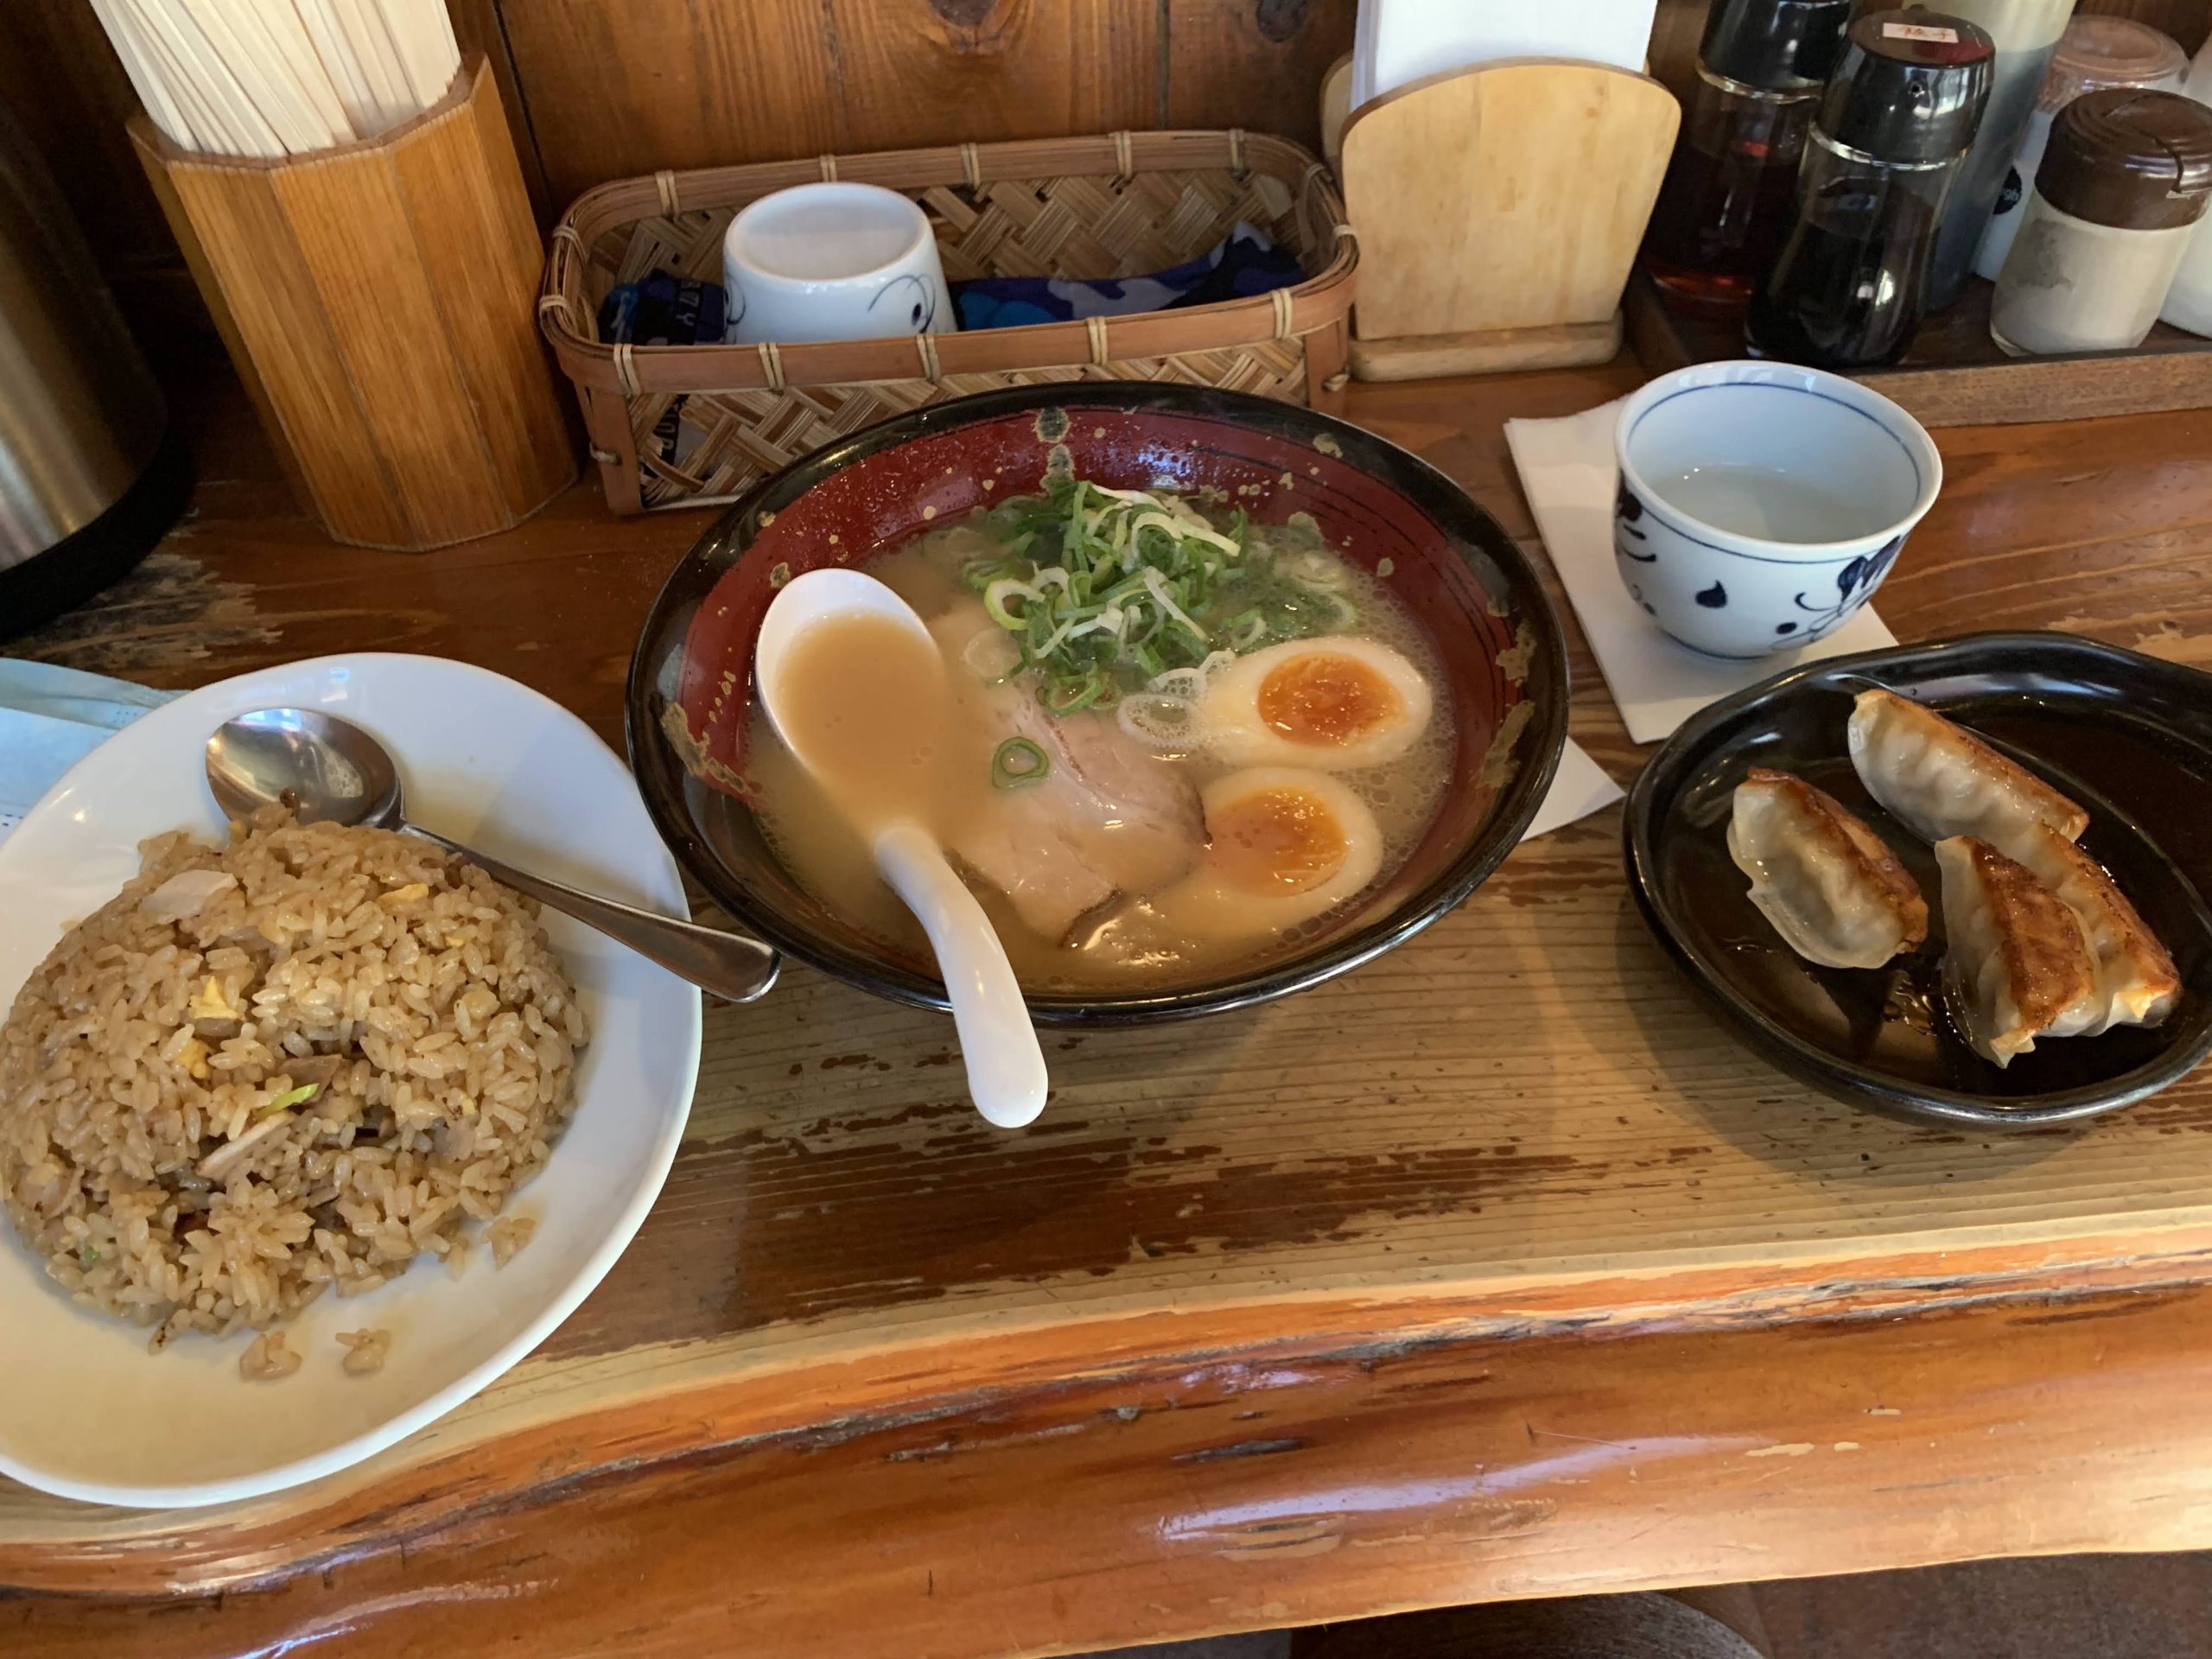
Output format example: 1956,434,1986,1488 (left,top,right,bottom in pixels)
827,0,1159,156
2089,0,2211,50
18,0,2212,310
1166,0,1357,156
502,0,1160,206
497,0,842,201
0,1,175,280
449,0,555,218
